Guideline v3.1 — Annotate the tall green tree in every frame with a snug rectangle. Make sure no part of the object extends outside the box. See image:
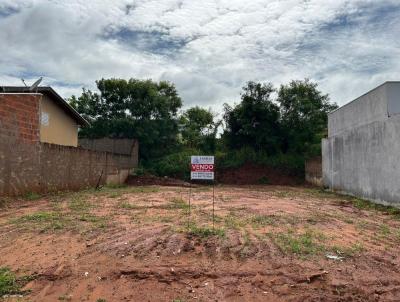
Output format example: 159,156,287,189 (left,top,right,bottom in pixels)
276,79,338,157
223,81,281,154
69,78,182,160
179,106,219,152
